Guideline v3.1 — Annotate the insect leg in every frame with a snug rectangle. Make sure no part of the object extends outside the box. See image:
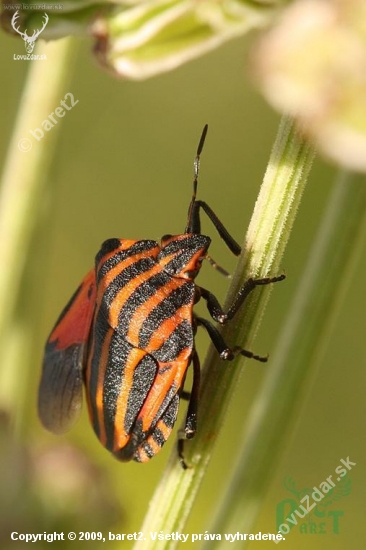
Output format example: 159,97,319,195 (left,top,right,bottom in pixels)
196,316,267,362
205,254,231,278
198,274,285,324
178,349,201,469
180,391,191,401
